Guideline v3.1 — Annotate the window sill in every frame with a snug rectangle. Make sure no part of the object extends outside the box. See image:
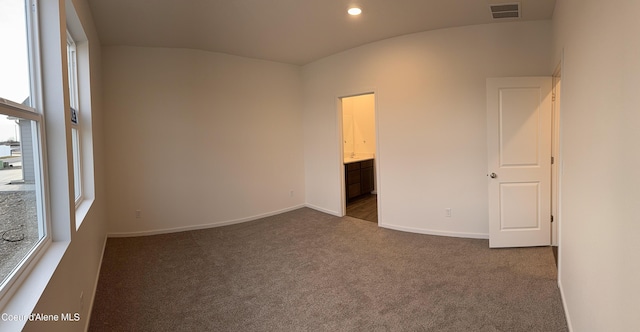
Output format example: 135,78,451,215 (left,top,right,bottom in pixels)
75,198,94,230
0,241,69,331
